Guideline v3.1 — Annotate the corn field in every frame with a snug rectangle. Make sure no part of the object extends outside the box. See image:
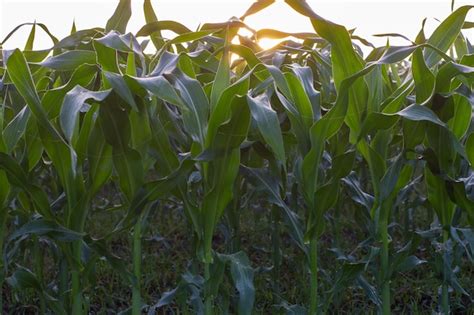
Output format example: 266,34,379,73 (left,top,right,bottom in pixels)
0,0,473,313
